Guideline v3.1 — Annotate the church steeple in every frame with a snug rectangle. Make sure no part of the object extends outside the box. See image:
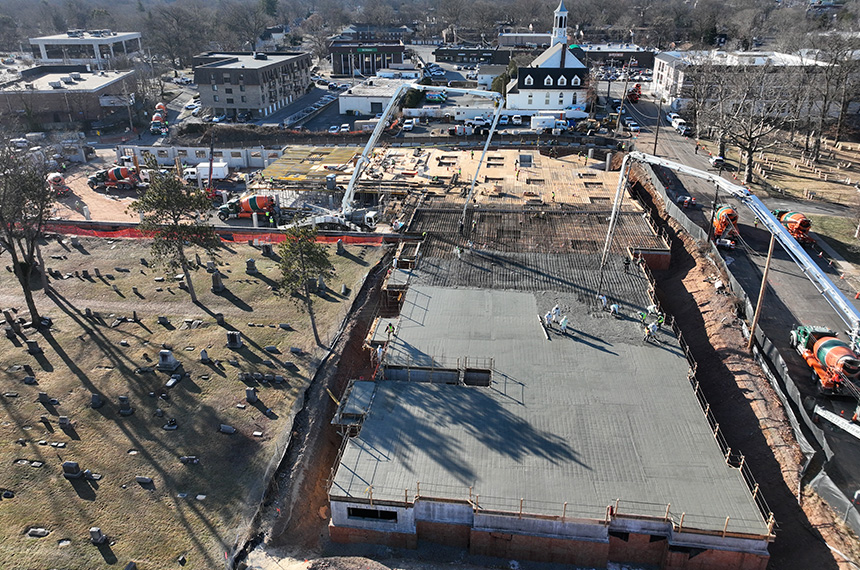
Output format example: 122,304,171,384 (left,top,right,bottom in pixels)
551,0,568,47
